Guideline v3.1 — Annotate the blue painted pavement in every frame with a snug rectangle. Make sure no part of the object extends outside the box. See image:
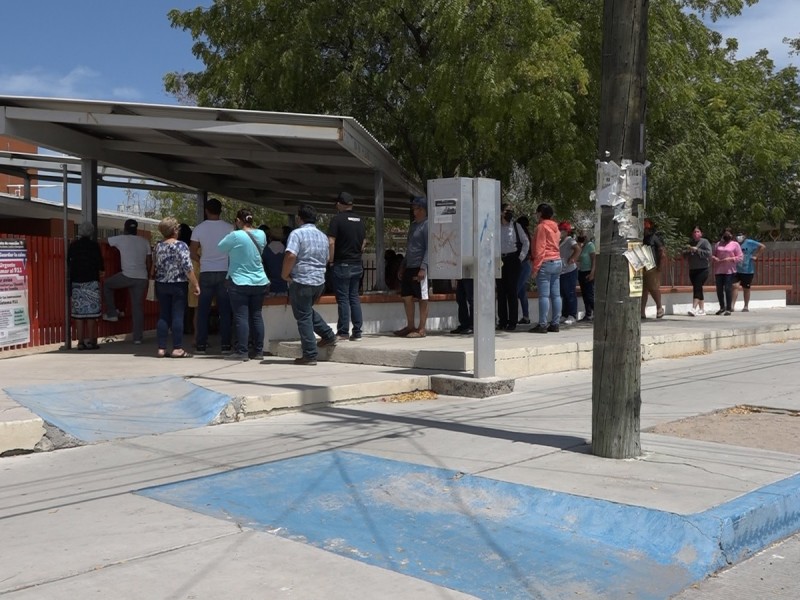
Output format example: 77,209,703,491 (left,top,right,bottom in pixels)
5,375,230,442
138,451,800,599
